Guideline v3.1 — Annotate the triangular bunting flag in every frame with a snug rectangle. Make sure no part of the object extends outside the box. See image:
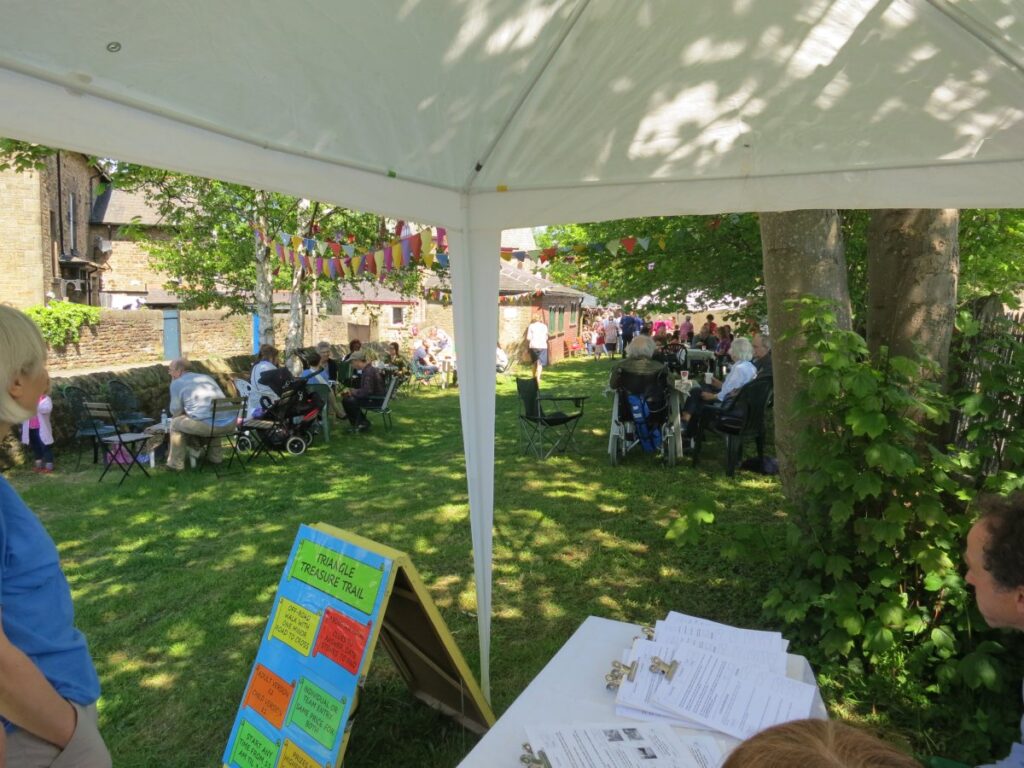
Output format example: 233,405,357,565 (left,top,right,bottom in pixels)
315,257,324,277
340,257,352,278
401,239,412,266
658,237,666,250
436,251,449,268
606,239,620,255
621,237,637,254
384,245,394,273
291,235,303,251
352,254,364,274
342,243,356,257
328,258,338,279
409,233,422,261
637,237,651,252
436,227,448,252
328,241,341,256
363,250,377,277
374,249,385,279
